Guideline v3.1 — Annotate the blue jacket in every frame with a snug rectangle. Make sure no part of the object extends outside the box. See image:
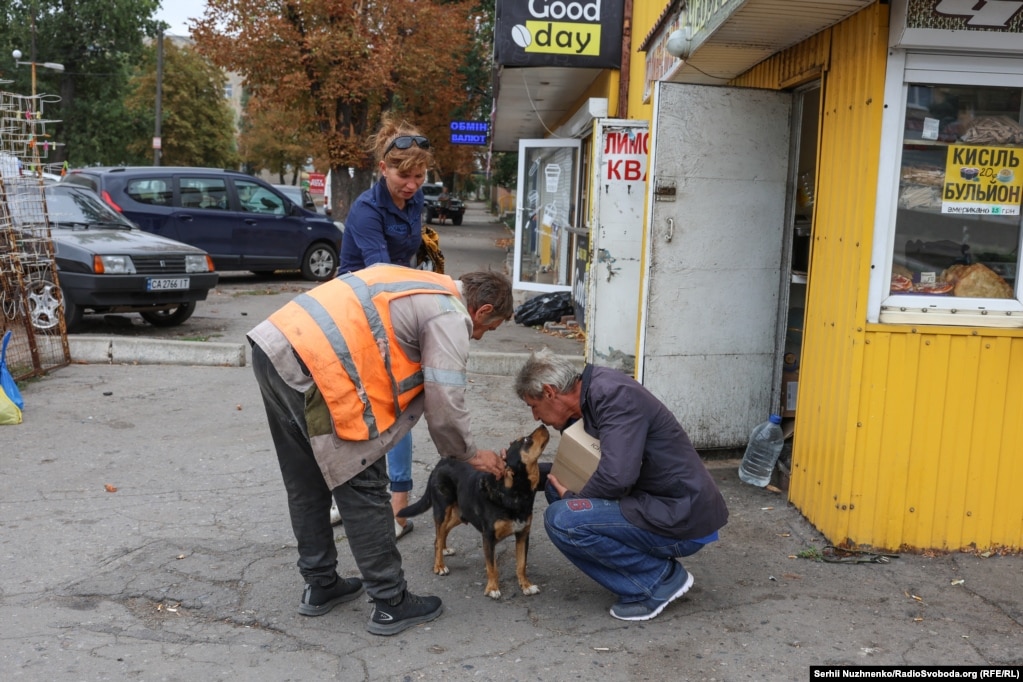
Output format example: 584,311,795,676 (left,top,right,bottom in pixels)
339,178,423,272
568,364,729,539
